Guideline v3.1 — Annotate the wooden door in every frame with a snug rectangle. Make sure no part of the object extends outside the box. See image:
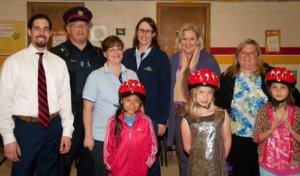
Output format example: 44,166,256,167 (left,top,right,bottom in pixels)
157,3,211,57
27,2,84,48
